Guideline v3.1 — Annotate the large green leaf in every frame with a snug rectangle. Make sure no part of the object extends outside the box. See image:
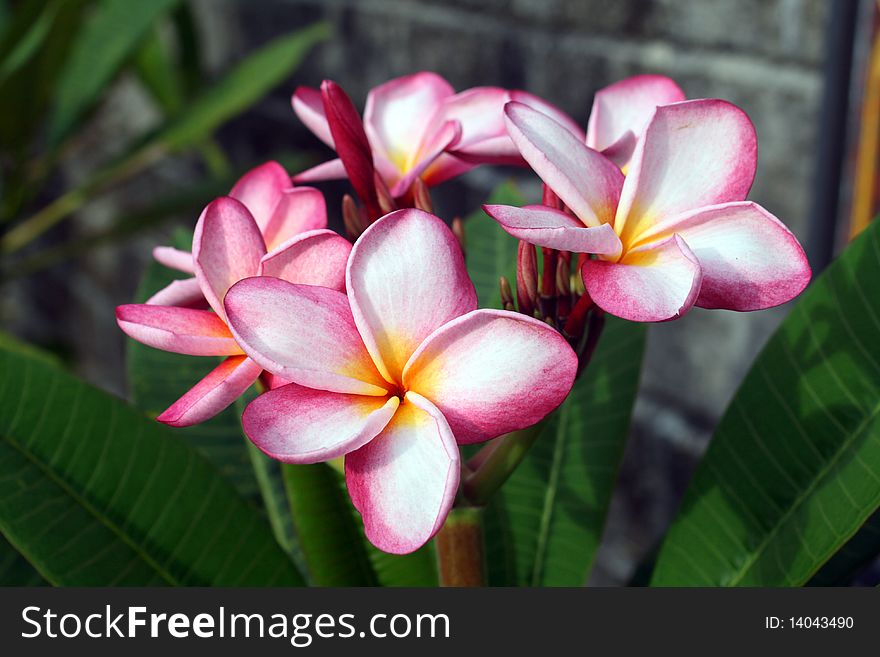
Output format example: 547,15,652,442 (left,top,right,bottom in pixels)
651,220,880,586
0,344,303,586
464,181,525,309
485,317,646,585
47,0,181,145
808,510,880,585
126,233,261,504
0,535,45,586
